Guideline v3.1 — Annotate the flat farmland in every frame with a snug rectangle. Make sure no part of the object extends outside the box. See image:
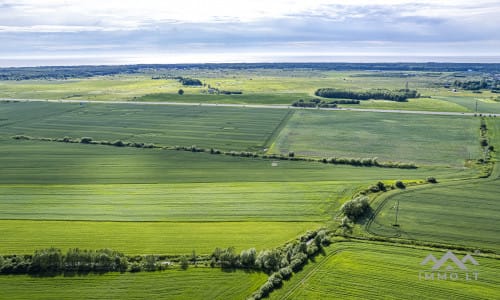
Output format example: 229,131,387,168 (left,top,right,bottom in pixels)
367,179,500,252
0,269,267,300
0,220,322,255
0,101,291,151
368,118,500,252
270,110,481,167
0,139,471,255
270,242,500,300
